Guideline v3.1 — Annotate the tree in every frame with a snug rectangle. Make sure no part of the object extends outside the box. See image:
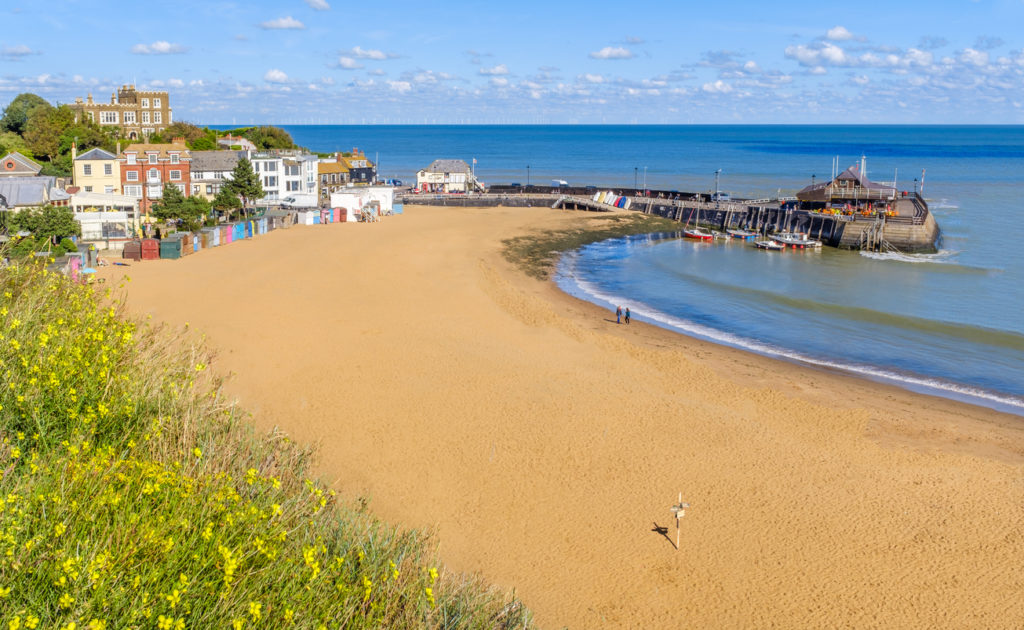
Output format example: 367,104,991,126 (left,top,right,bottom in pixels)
151,184,209,231
9,205,81,242
212,188,242,220
222,157,264,214
23,105,74,163
0,93,50,135
0,131,30,157
240,125,295,150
